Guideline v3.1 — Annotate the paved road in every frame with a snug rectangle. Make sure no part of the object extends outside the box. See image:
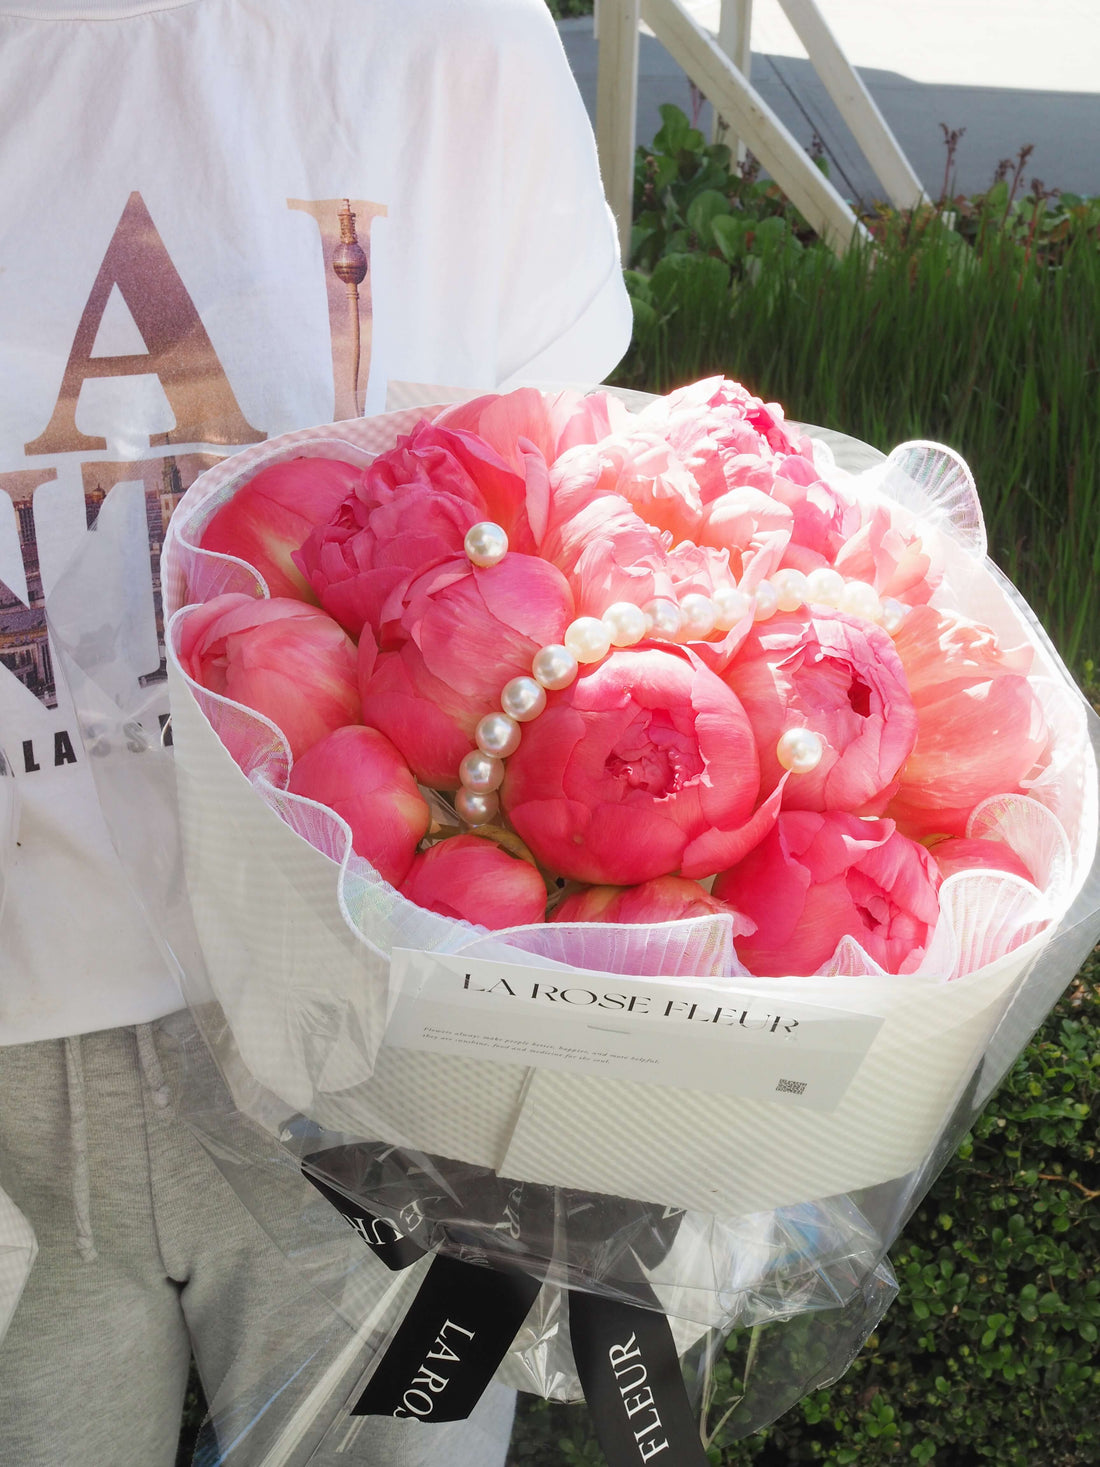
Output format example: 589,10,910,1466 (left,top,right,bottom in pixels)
559,2,1100,205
